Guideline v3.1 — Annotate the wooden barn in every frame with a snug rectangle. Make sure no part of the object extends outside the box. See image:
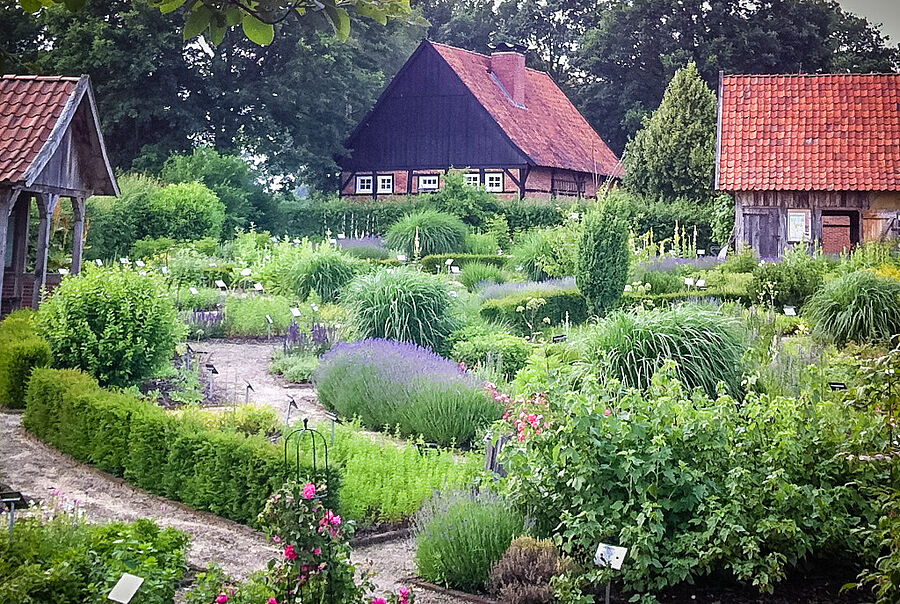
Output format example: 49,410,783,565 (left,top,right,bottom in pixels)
339,40,622,200
0,74,118,314
716,73,900,257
